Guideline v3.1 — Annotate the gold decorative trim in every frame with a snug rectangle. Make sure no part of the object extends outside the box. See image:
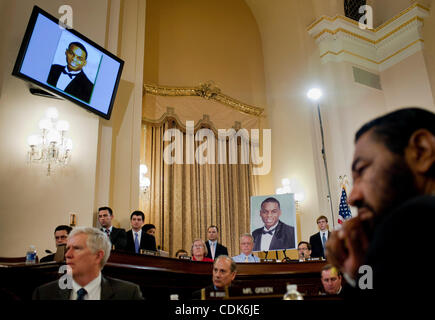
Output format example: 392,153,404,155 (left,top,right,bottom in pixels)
307,2,429,33
313,16,424,44
320,39,424,64
143,81,264,117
